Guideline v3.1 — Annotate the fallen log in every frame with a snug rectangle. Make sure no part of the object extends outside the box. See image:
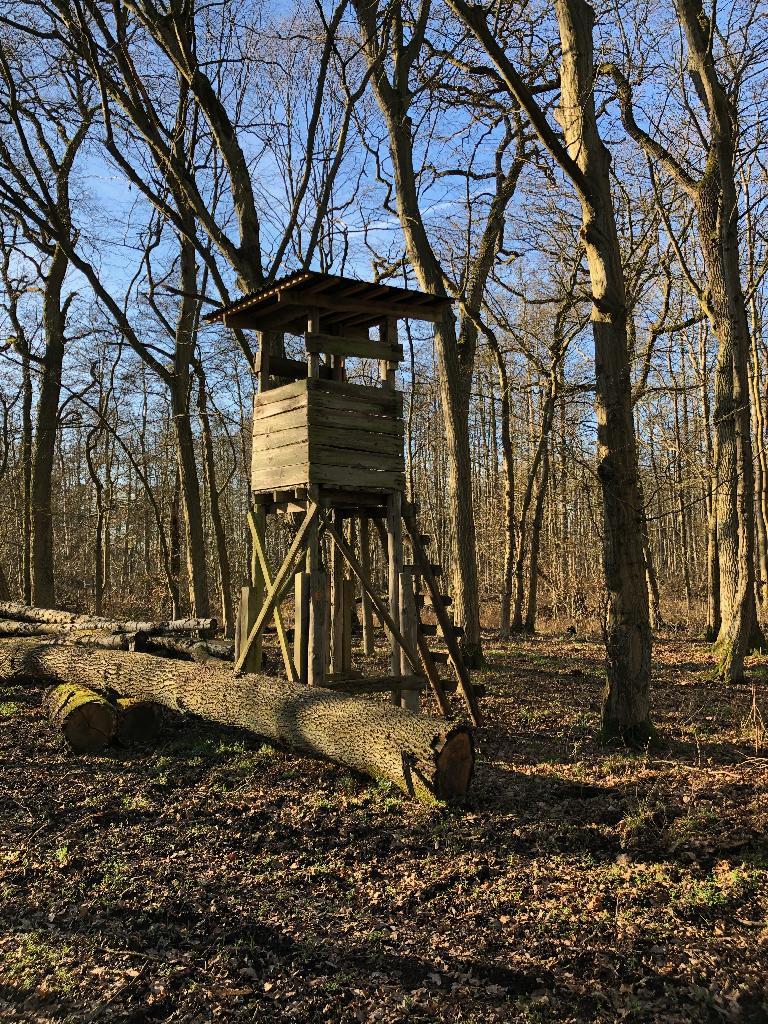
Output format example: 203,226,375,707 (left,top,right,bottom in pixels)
66,630,149,651
44,683,117,753
0,620,147,651
0,602,215,636
2,639,473,802
141,636,234,663
115,697,163,745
